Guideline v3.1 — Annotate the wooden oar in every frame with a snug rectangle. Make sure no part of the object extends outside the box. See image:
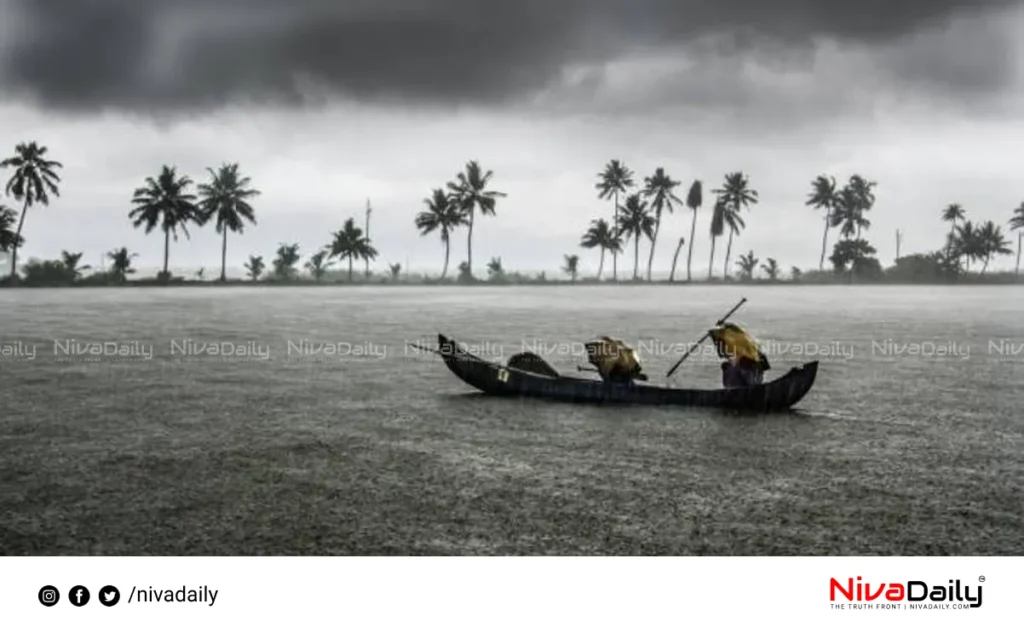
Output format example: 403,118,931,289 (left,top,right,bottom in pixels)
665,297,747,378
